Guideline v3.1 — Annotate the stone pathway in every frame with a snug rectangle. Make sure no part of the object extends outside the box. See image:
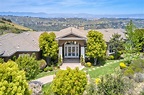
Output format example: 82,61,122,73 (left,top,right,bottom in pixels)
33,62,84,85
